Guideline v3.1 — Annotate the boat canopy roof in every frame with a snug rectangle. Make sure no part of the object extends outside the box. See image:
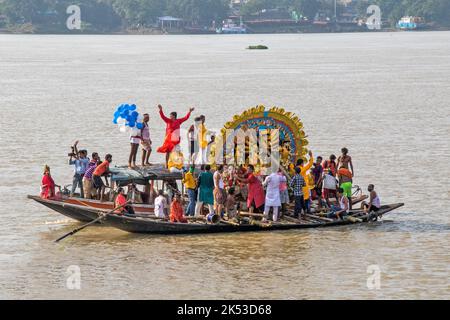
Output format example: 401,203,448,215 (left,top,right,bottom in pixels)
110,164,182,185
